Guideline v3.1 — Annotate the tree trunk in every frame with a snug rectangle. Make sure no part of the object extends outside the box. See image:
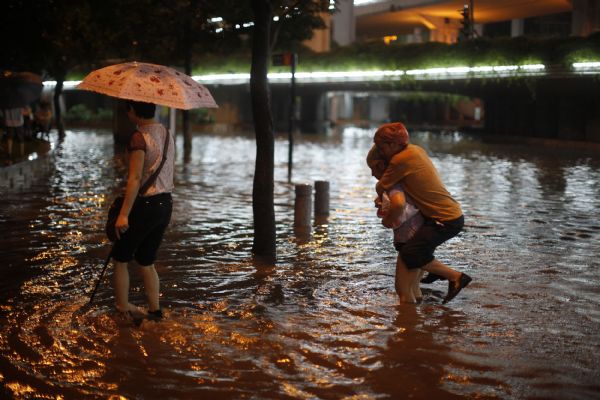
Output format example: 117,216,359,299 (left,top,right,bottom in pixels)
183,19,192,153
53,72,66,138
250,0,276,261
